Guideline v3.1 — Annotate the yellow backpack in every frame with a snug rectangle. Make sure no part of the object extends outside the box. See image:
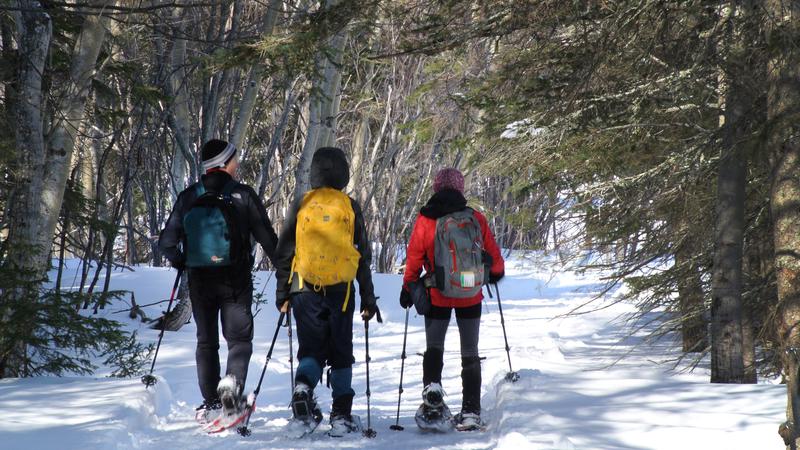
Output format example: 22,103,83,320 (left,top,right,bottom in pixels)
291,188,361,308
